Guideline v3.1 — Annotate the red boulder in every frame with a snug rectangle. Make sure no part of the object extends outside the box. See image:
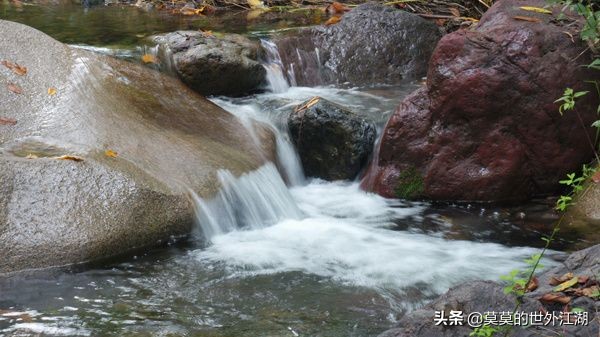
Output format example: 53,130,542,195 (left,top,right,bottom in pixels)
362,0,599,202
